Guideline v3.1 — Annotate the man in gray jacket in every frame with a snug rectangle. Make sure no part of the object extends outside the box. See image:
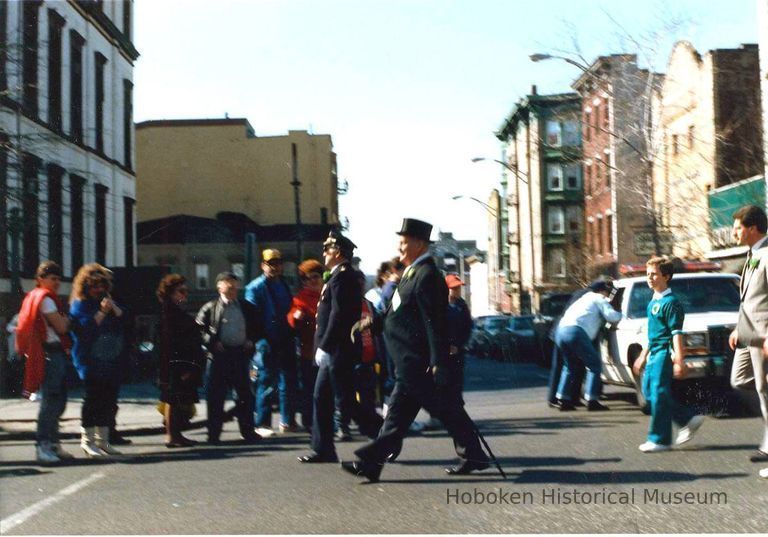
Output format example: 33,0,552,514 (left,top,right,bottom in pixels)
728,205,768,470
